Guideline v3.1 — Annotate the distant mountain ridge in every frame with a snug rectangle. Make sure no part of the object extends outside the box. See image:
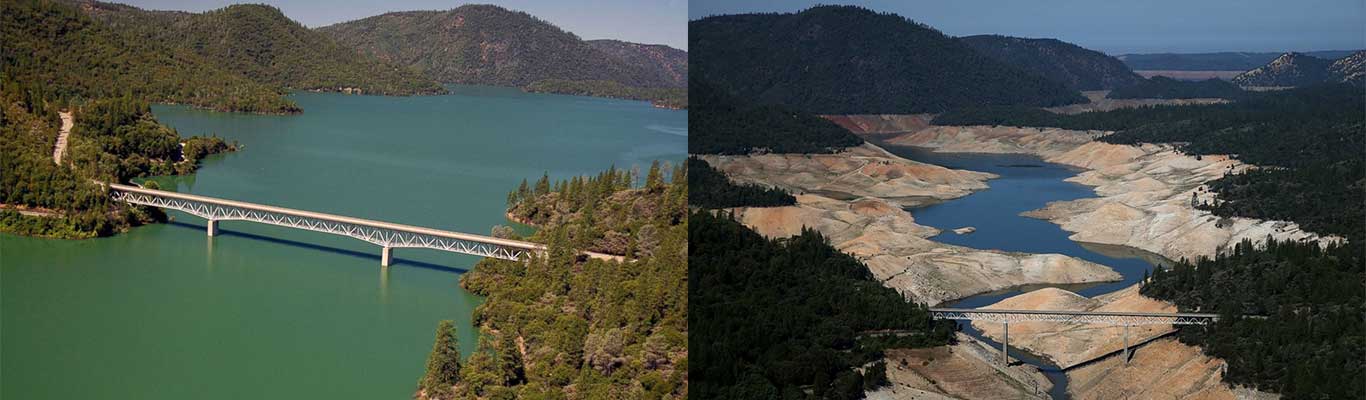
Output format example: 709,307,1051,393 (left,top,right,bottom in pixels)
68,0,444,96
690,5,1086,114
1233,51,1365,87
1120,50,1361,71
318,5,686,89
2,0,298,113
960,35,1142,91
